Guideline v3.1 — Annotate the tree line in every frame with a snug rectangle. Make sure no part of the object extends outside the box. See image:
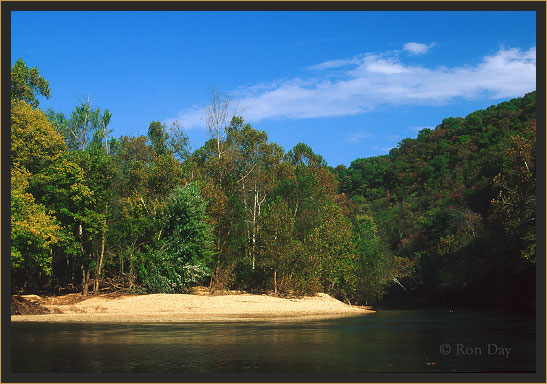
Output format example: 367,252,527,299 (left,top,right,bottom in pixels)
11,59,536,310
